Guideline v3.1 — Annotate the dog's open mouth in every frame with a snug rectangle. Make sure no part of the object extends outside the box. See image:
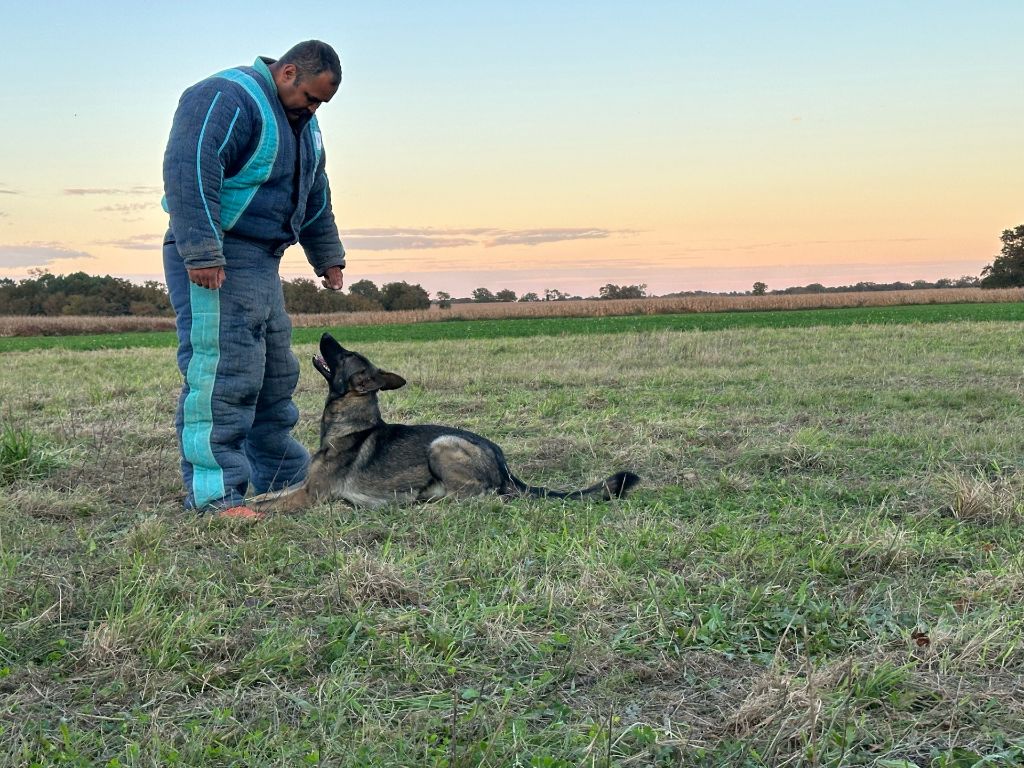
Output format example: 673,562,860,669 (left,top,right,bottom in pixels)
312,353,331,379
